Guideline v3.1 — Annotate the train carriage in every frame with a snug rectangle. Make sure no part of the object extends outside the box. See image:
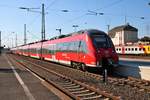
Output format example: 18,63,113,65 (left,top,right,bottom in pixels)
115,45,150,55
29,42,41,58
11,29,119,72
